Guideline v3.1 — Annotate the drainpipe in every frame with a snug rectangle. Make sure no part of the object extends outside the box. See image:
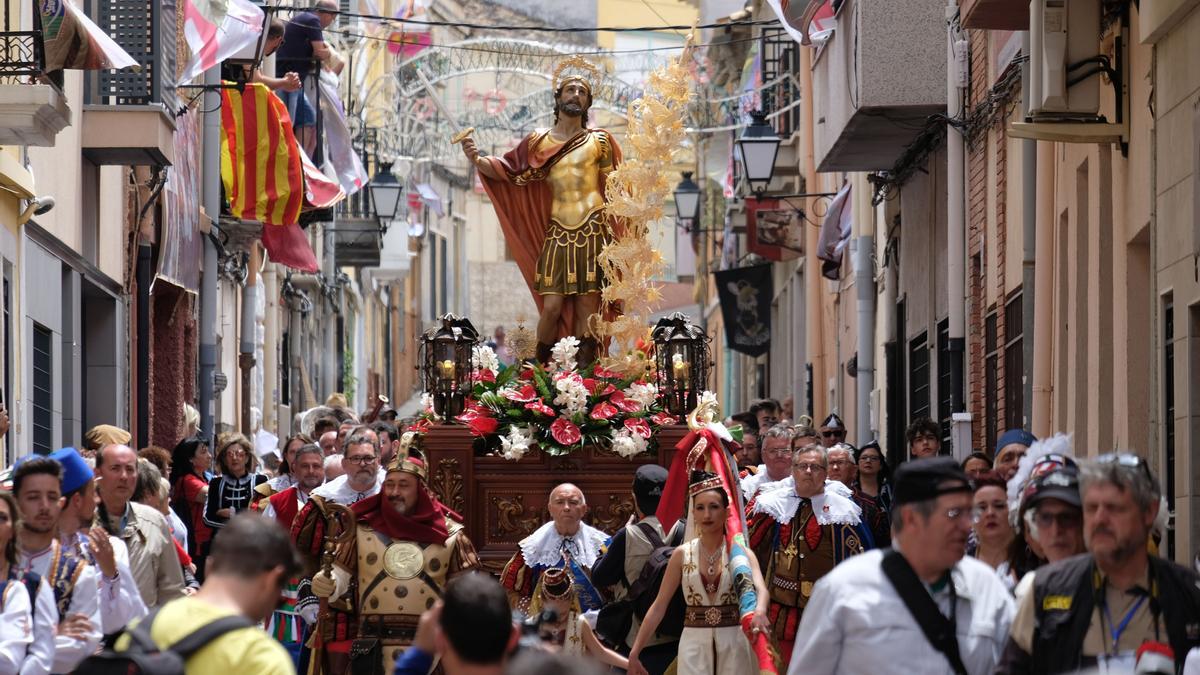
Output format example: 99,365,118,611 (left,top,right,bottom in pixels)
136,243,152,447
946,2,968,423
291,301,304,413
262,265,278,434
239,244,259,436
1031,140,1056,437
854,176,876,444
801,45,825,418
199,66,221,442
877,199,896,440
1020,32,1037,429
324,224,338,399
